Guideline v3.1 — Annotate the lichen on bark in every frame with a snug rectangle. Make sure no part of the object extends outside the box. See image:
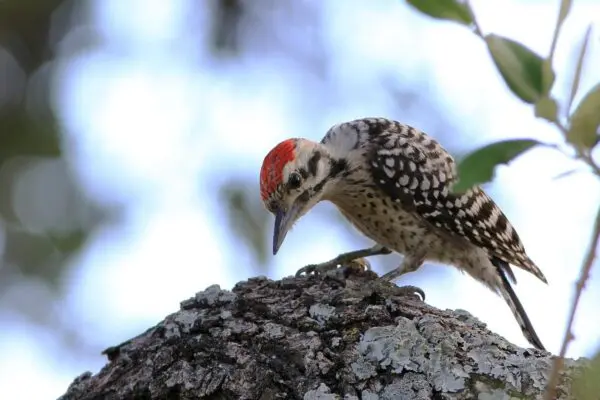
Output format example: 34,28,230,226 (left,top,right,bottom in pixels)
59,270,585,399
